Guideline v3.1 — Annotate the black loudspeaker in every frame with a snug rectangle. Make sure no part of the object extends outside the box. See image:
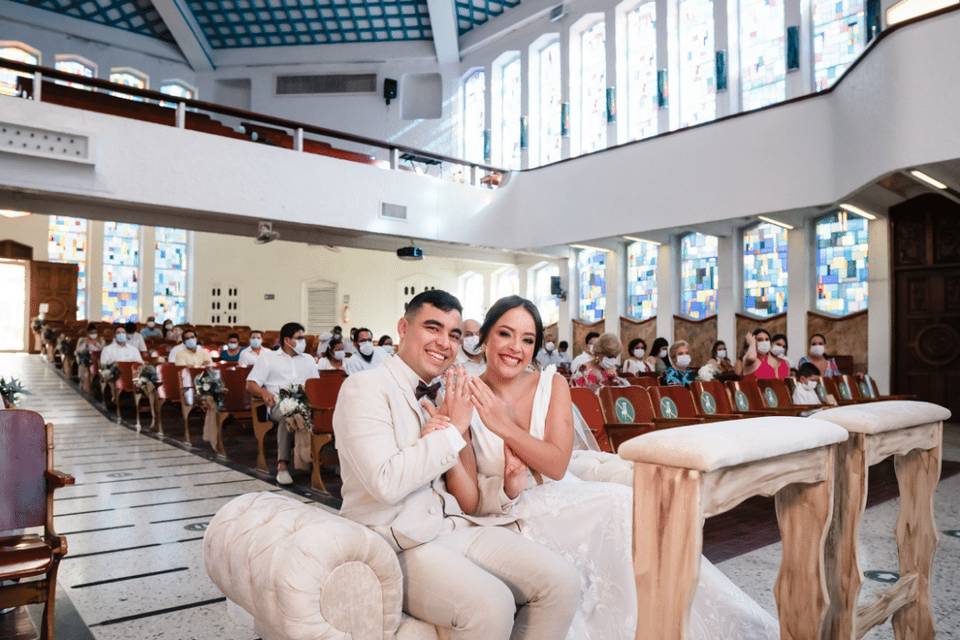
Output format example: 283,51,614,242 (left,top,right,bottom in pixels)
550,276,562,296
383,78,398,105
